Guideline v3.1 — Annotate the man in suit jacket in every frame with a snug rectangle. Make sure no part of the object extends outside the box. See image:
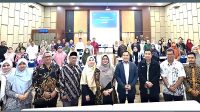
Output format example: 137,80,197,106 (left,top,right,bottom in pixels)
138,49,161,102
115,51,138,103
